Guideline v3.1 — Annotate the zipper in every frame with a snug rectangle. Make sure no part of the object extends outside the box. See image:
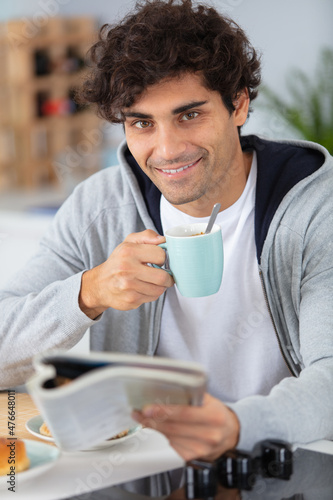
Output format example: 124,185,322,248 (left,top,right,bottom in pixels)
259,268,297,377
